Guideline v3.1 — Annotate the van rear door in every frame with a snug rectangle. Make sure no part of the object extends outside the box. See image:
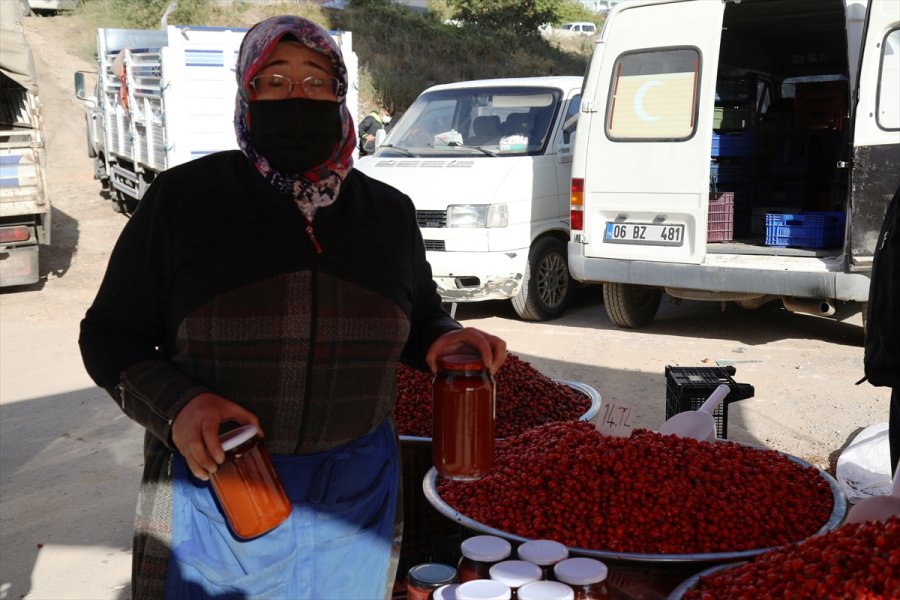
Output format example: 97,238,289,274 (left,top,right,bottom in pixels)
848,0,900,268
578,0,725,265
